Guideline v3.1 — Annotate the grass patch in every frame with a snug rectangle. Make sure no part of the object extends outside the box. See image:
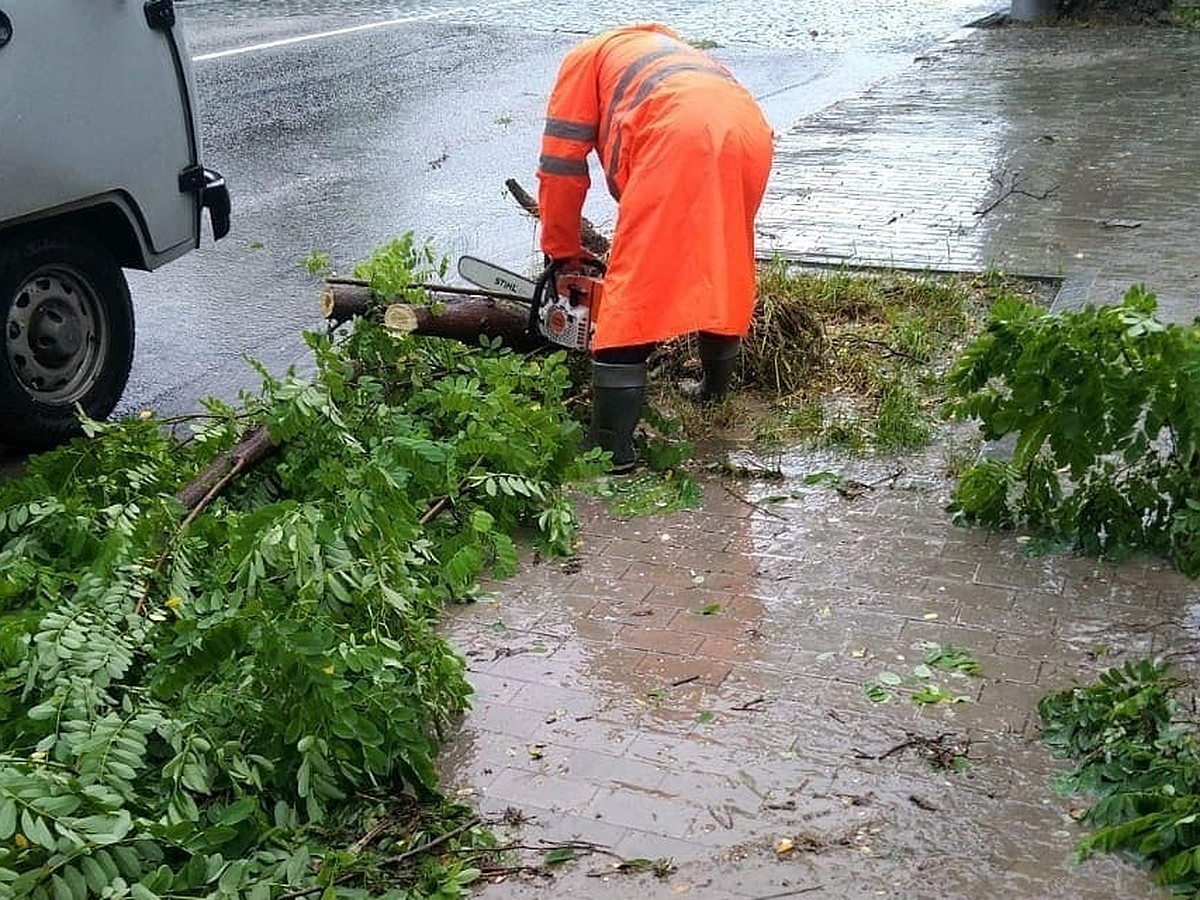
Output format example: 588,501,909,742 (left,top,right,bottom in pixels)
1172,0,1200,25
651,262,1044,455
